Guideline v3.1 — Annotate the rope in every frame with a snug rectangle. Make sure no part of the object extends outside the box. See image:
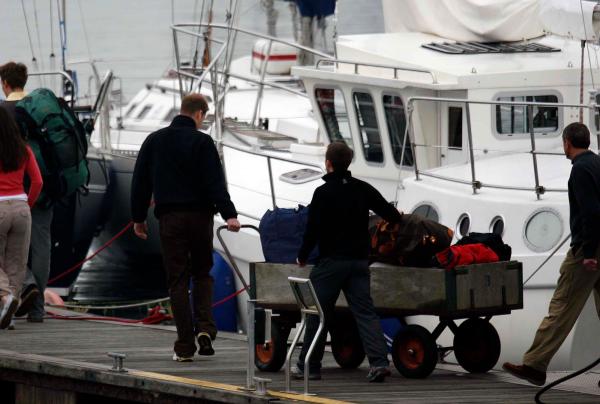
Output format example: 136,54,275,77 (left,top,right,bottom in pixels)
47,221,134,285
32,0,46,77
47,305,172,325
49,0,56,57
535,356,600,404
20,0,38,62
523,234,571,285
